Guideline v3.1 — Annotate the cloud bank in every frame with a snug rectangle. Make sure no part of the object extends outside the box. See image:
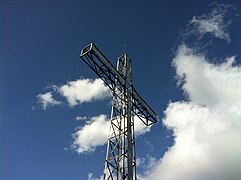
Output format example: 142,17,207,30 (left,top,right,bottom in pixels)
144,45,241,180
143,4,241,180
72,114,151,153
